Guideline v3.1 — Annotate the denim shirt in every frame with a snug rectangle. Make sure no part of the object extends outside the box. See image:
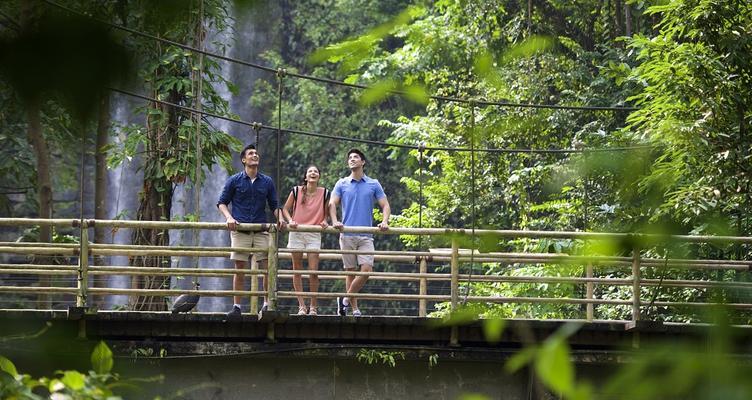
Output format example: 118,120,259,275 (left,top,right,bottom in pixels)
217,171,279,223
